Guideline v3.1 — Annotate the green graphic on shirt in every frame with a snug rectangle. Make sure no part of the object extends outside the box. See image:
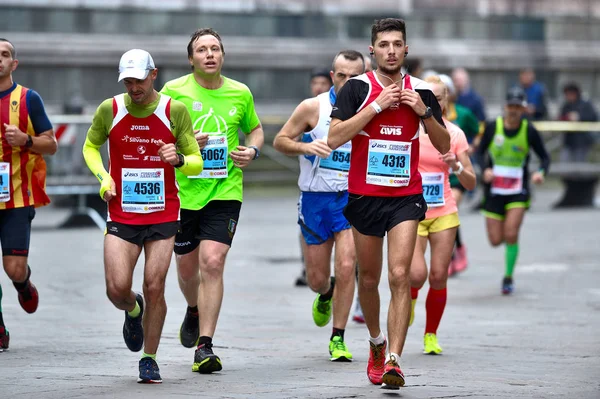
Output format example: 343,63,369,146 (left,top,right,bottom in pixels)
161,74,260,210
